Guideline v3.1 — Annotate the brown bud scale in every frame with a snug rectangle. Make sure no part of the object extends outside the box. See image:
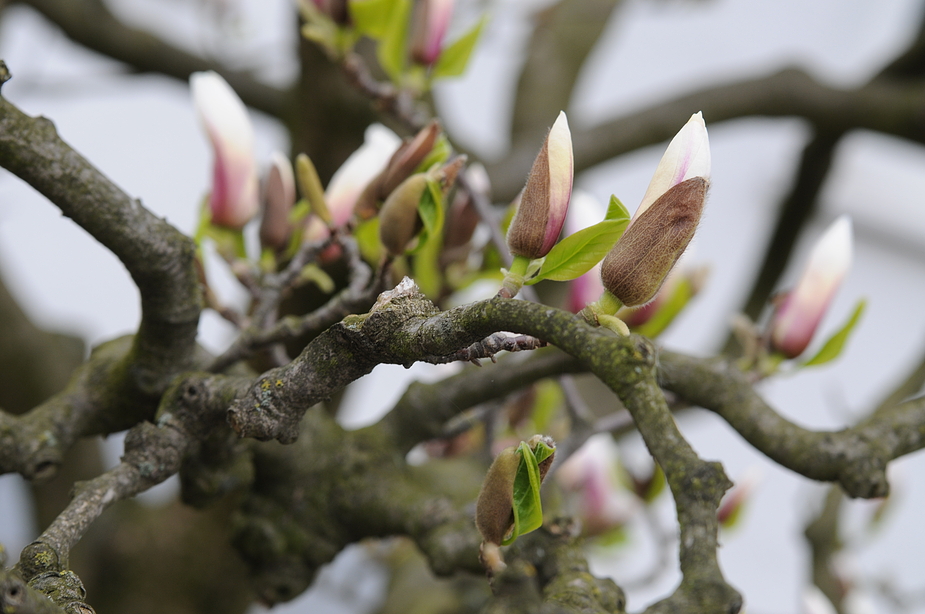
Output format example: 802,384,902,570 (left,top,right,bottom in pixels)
601,177,707,307
506,138,551,259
